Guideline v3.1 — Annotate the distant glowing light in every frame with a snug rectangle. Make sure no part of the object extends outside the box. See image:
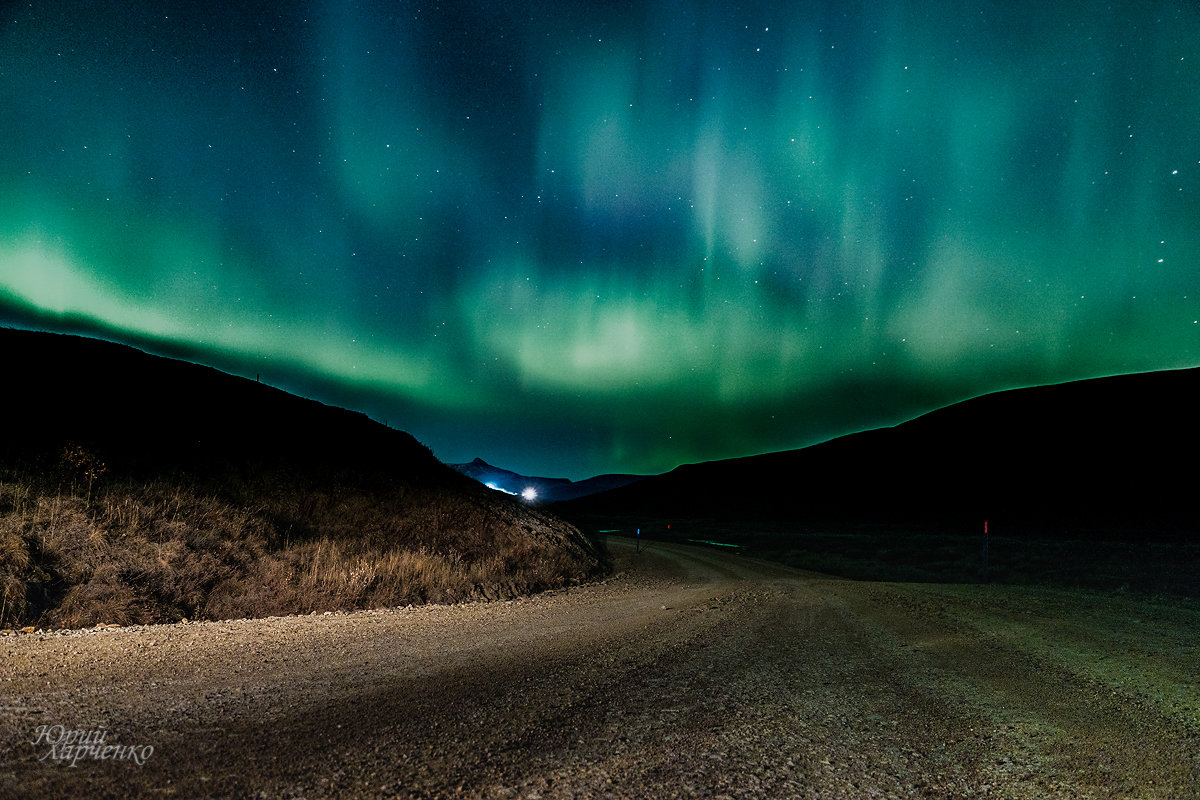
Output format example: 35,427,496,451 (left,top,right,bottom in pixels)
521,487,538,502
